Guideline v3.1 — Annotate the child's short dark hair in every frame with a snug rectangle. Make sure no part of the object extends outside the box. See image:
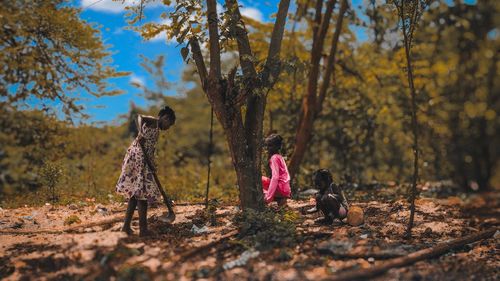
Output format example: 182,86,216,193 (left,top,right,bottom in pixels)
313,169,333,188
264,134,283,153
159,106,176,124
